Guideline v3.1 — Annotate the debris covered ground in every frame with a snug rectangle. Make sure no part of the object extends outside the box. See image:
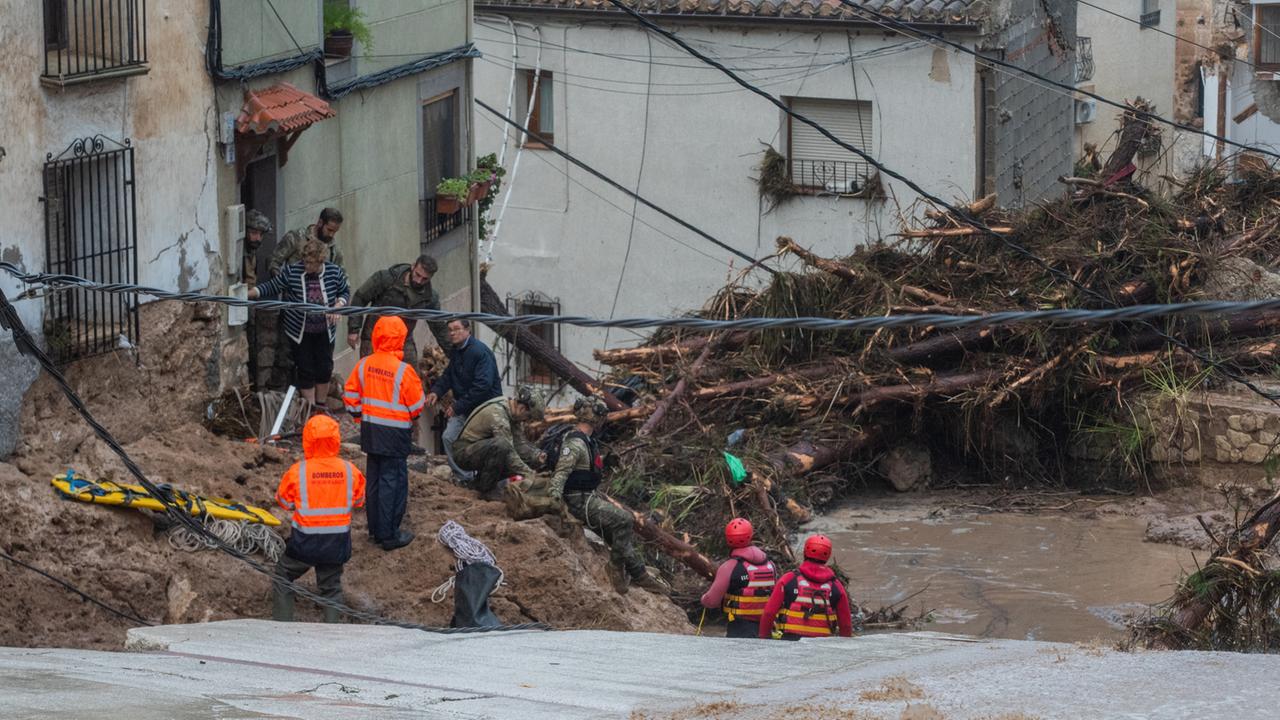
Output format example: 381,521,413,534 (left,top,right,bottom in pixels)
0,301,689,650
